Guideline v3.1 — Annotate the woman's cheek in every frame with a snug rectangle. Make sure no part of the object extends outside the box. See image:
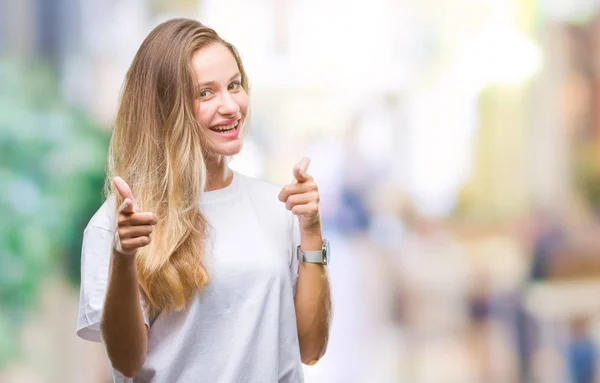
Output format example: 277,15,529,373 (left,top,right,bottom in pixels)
235,91,249,113
194,101,213,126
